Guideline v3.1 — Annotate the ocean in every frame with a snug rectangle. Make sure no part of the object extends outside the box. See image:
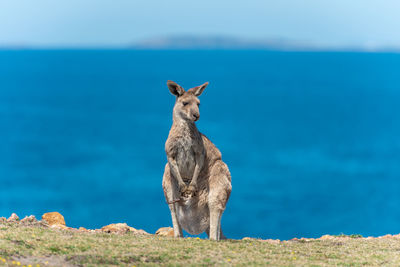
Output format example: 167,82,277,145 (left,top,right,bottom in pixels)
0,50,399,240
